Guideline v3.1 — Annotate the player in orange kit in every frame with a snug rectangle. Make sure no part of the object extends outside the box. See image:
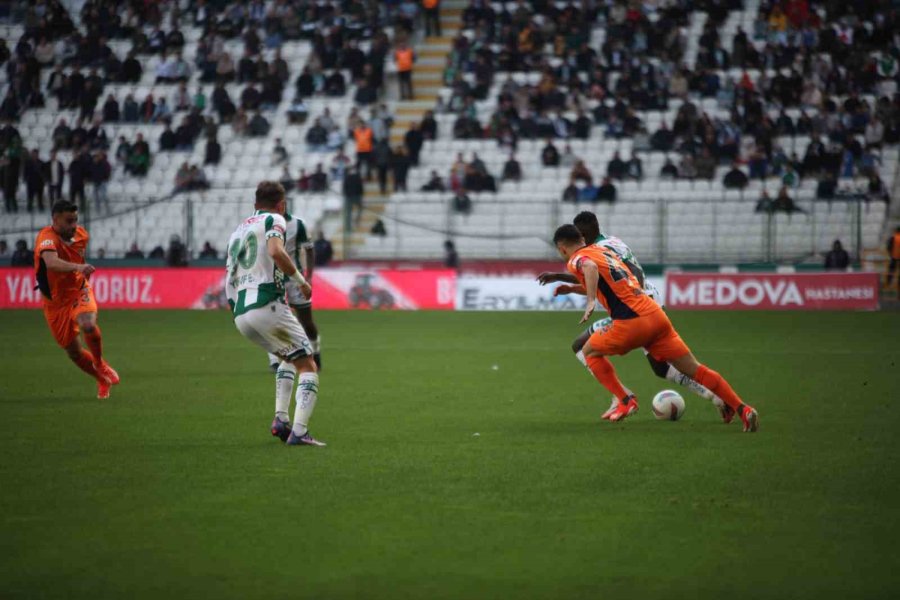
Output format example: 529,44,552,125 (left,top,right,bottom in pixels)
552,224,758,432
34,200,120,398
